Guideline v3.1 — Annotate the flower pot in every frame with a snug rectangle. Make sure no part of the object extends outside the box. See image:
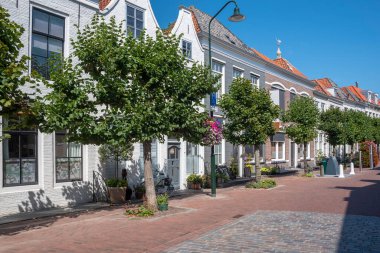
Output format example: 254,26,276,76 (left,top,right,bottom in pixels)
192,182,201,190
158,203,168,211
135,191,145,200
108,187,127,204
125,188,133,200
